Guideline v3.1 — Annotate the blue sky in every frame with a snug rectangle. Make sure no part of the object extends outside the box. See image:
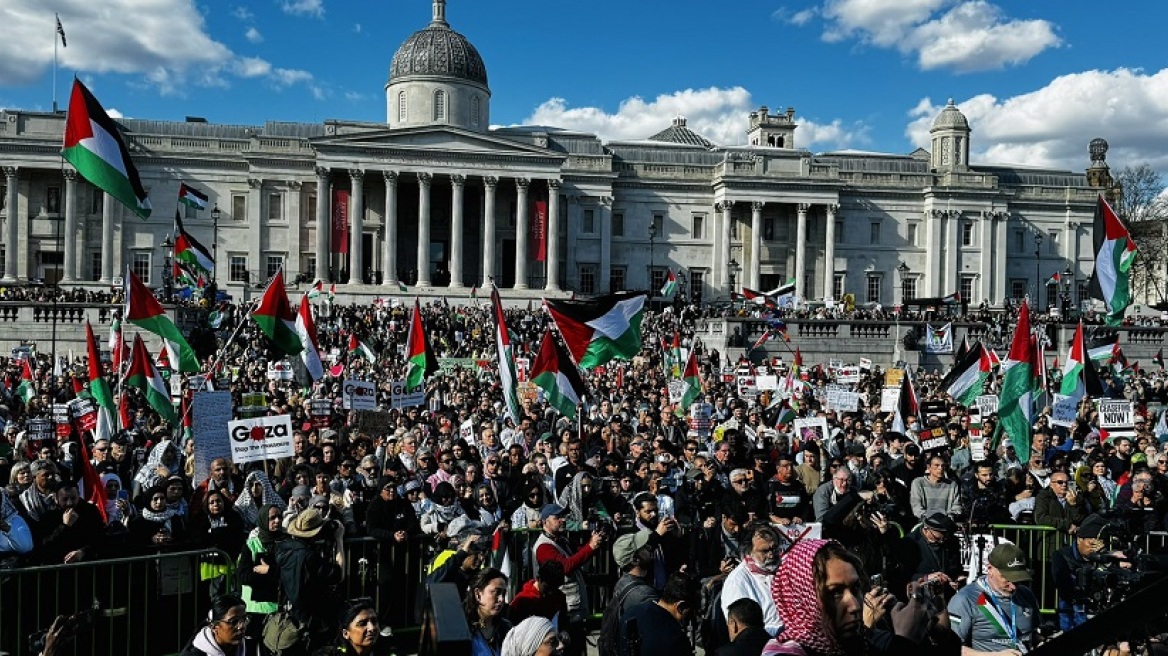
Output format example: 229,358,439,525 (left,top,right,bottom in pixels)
2,0,1167,177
